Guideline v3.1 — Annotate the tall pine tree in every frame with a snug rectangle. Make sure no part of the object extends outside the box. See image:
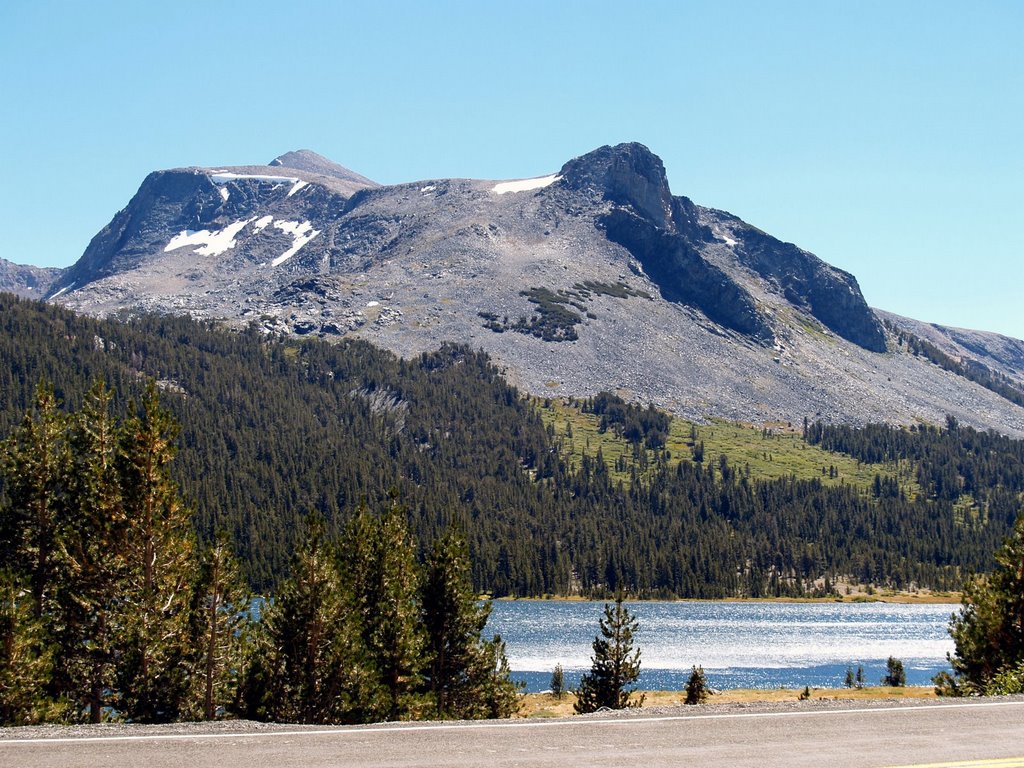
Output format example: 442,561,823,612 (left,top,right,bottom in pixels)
947,509,1024,693
421,529,520,719
116,383,197,722
341,496,426,720
188,531,250,720
574,594,644,713
0,382,67,620
240,517,381,724
54,381,128,723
